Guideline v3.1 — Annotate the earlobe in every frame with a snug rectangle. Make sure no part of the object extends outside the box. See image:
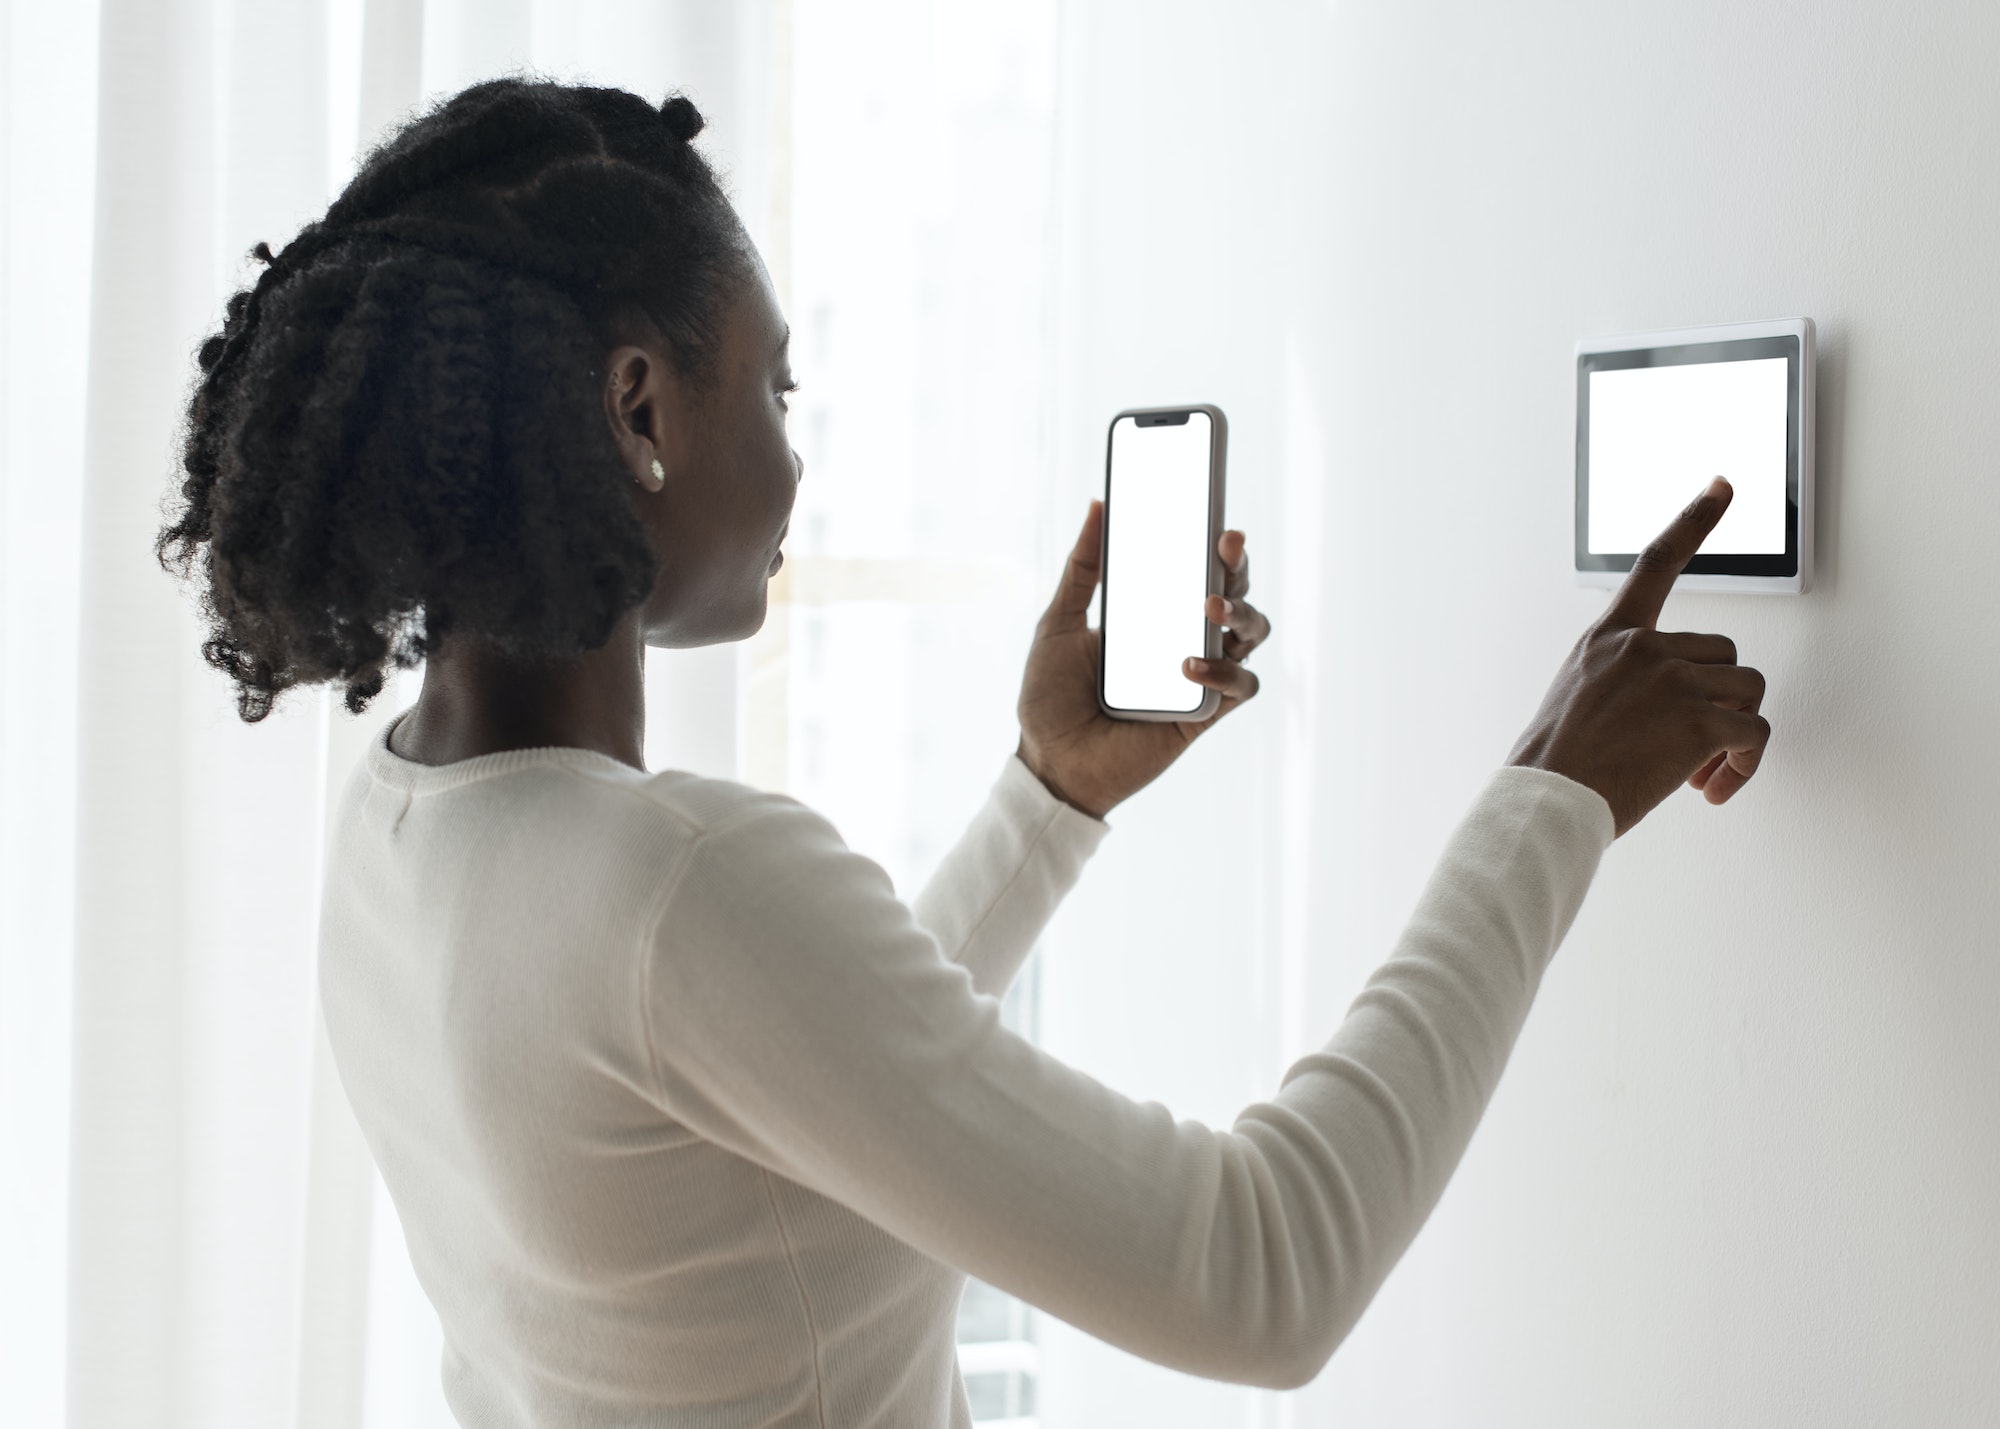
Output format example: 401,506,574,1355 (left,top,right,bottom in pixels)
600,350,664,490
605,343,686,495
